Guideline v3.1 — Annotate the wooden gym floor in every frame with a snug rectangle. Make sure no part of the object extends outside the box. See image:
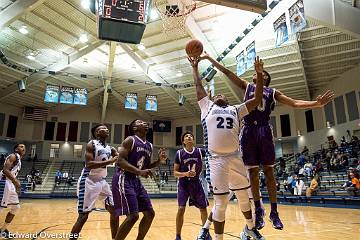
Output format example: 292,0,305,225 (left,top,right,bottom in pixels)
3,199,359,239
